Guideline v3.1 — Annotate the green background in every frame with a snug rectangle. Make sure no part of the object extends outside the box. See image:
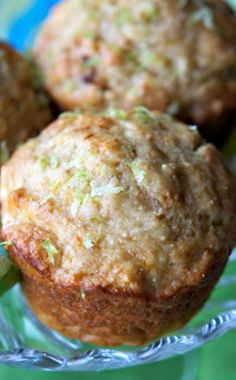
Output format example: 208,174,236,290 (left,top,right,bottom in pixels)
1,0,236,378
